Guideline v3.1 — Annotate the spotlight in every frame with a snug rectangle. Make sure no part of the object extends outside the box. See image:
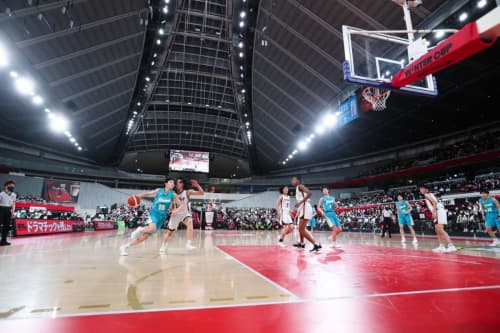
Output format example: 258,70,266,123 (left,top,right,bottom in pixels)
77,147,82,151
239,21,245,28
15,77,35,96
240,11,246,18
9,71,18,78
238,41,244,48
145,77,150,82
282,161,286,165
151,61,155,66
153,53,157,58
32,95,43,105
156,39,161,45
239,52,244,58
162,6,168,14
288,154,292,159
49,114,69,133
137,102,141,106
70,137,76,143
297,140,308,151
315,125,325,135
459,12,468,22
477,0,487,8
241,89,246,93
44,108,51,113
323,113,338,128
133,111,138,115
385,70,390,76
